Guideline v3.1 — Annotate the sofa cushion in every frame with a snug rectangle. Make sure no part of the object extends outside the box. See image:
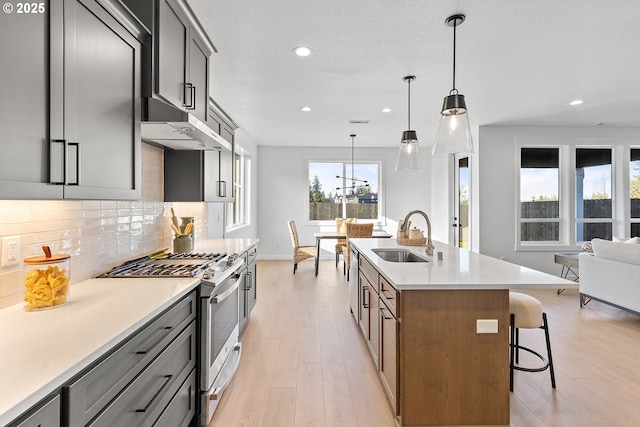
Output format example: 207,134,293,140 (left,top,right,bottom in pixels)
591,238,640,266
612,236,640,244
